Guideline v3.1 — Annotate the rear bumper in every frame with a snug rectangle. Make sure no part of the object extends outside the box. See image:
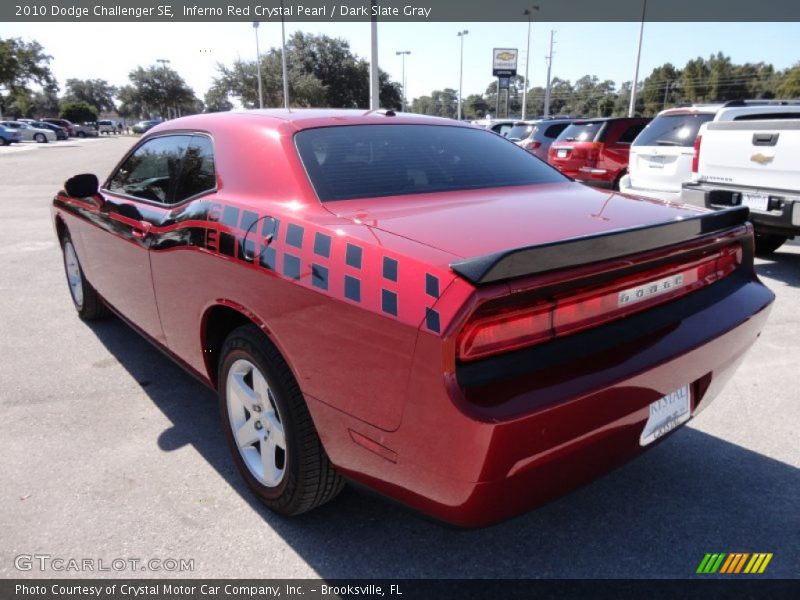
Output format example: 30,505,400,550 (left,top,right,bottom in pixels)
619,175,683,202
310,271,774,527
682,182,800,237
